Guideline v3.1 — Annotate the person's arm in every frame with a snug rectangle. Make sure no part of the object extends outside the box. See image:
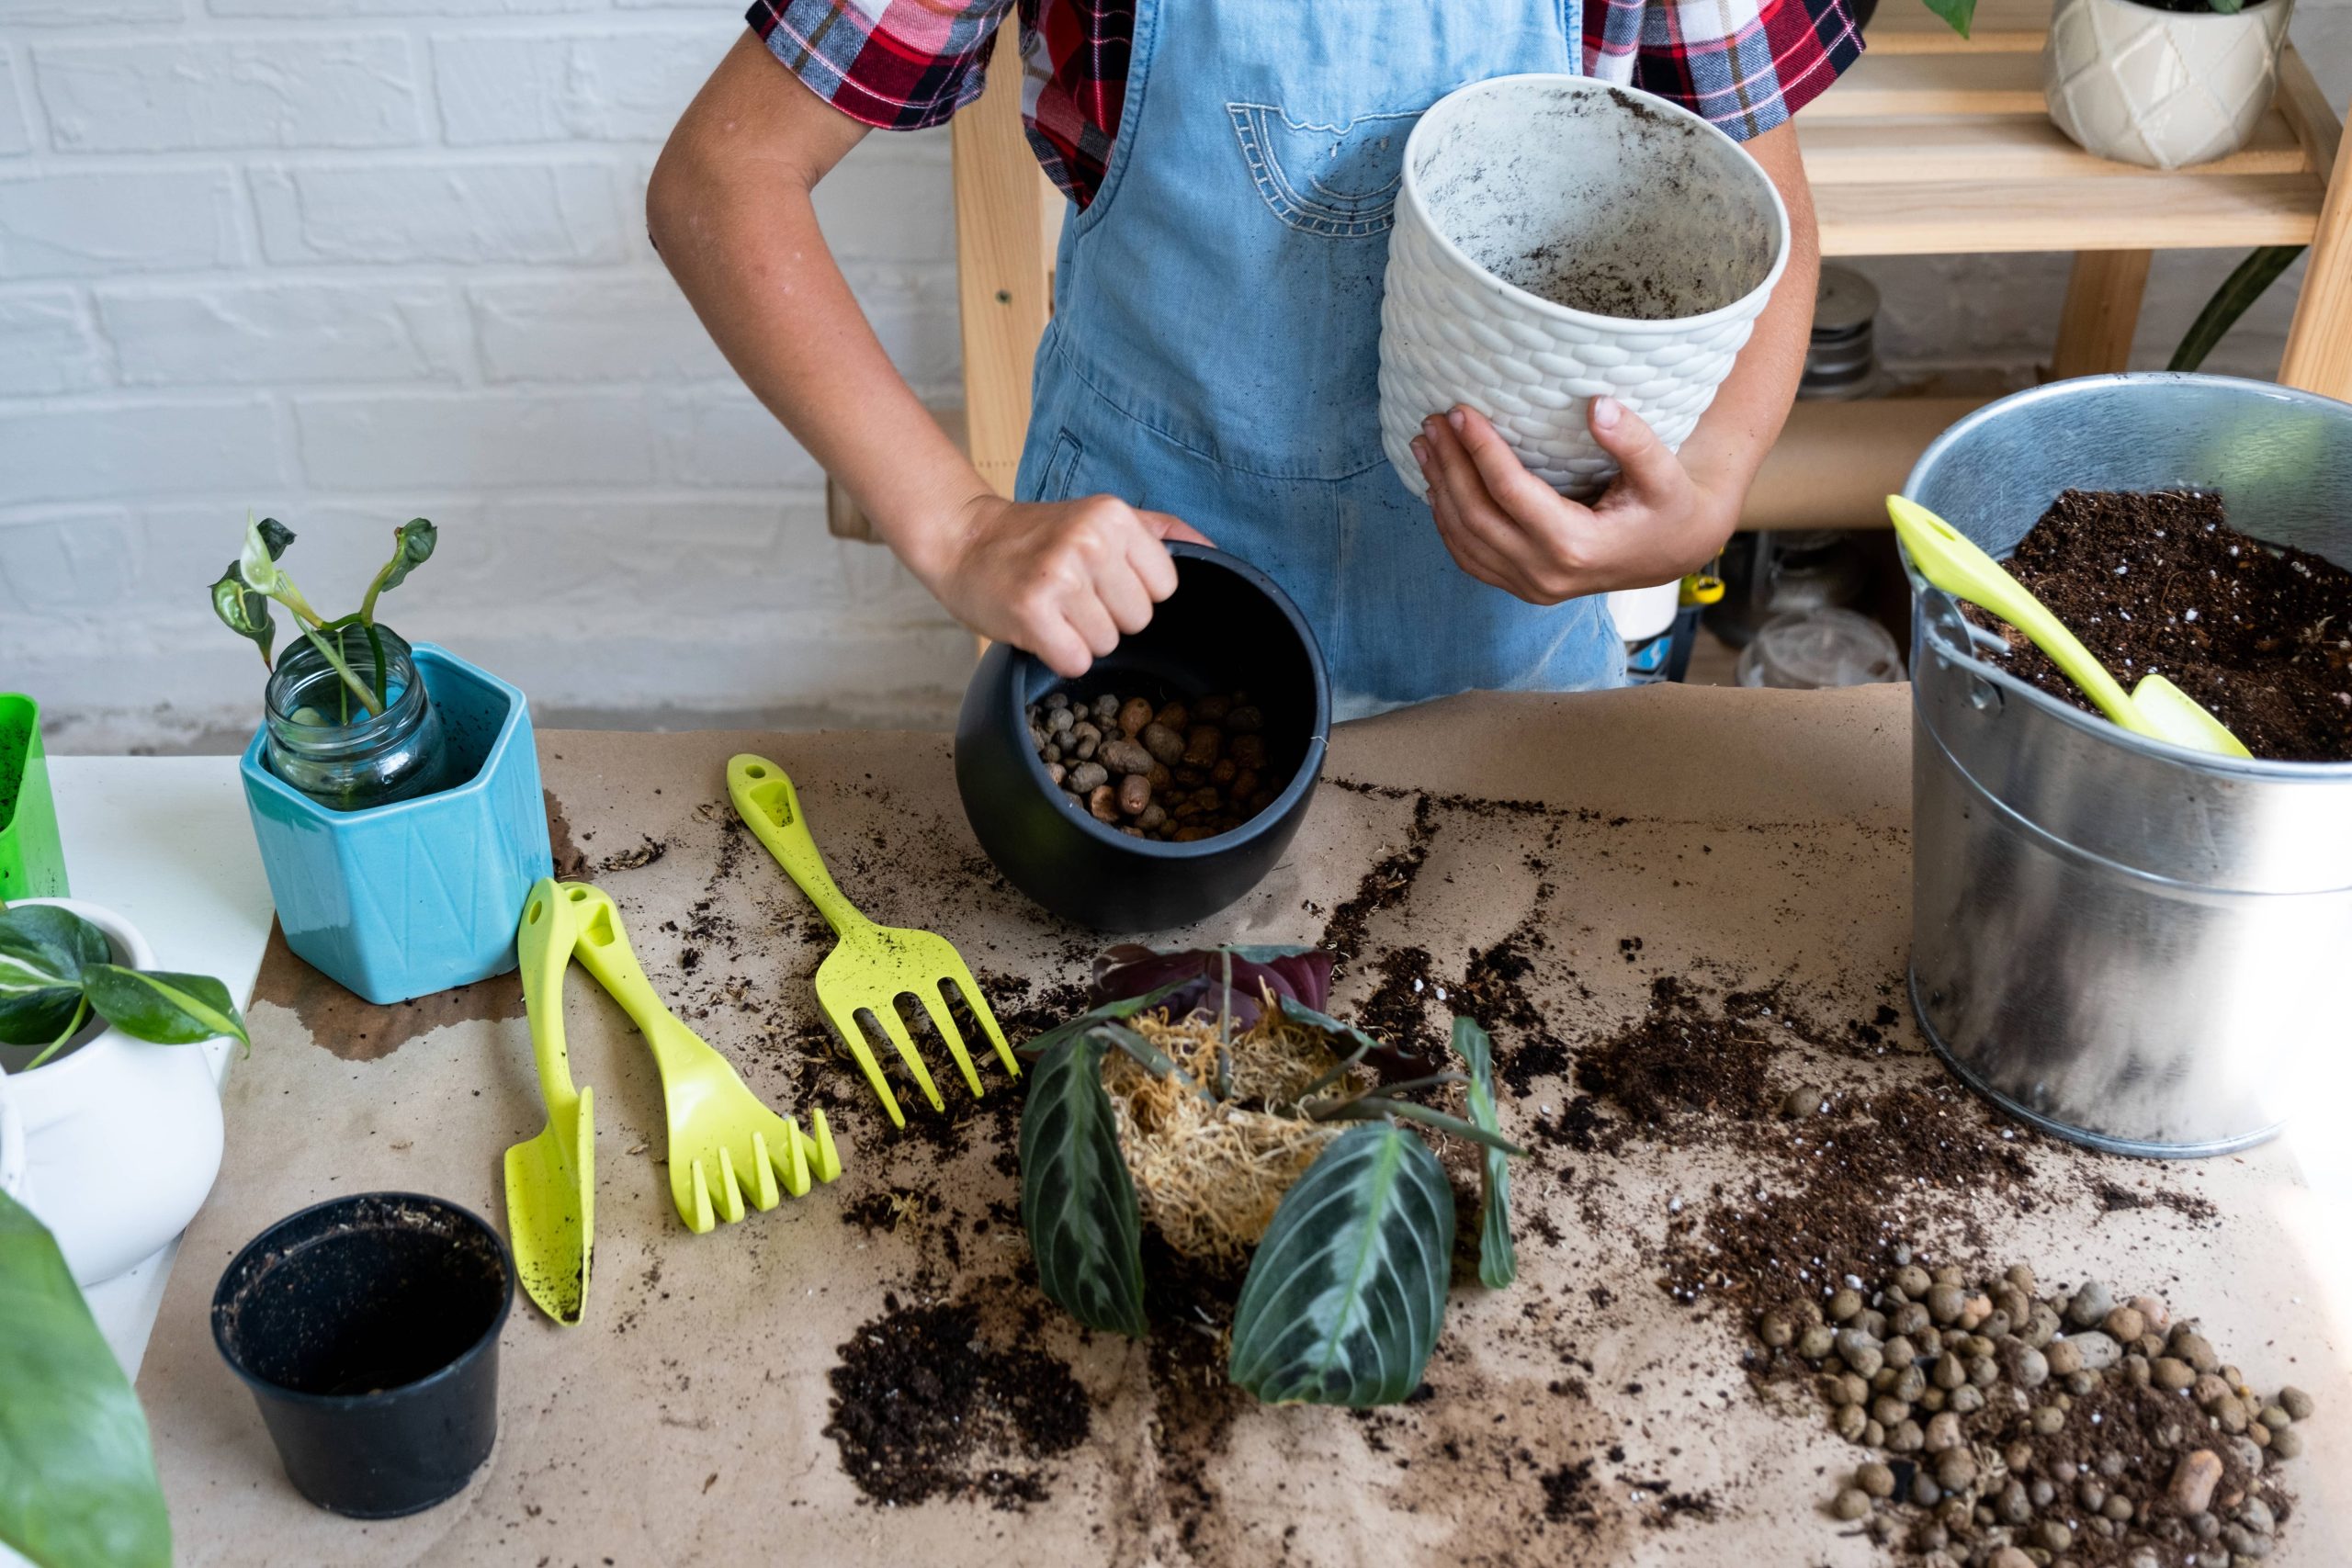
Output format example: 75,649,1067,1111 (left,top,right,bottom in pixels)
647,33,1206,677
1409,120,1820,603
